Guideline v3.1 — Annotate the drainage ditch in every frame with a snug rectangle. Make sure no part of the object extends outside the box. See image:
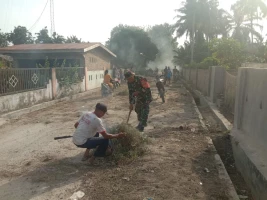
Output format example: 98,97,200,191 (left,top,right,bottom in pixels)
194,96,253,200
